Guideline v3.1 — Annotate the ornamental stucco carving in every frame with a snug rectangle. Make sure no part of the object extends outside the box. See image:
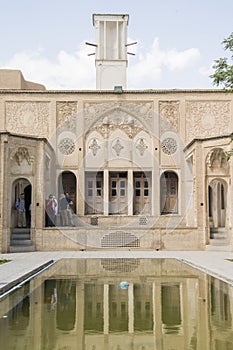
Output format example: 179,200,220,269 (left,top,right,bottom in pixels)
206,148,228,169
159,101,179,134
89,138,101,156
58,138,75,155
56,102,77,130
112,139,124,156
136,138,148,156
6,102,49,137
161,137,177,155
11,147,34,165
186,101,230,141
84,101,153,132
